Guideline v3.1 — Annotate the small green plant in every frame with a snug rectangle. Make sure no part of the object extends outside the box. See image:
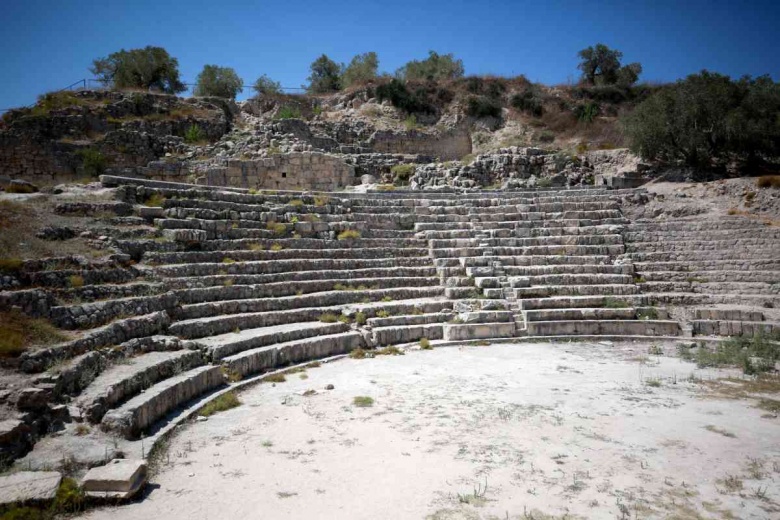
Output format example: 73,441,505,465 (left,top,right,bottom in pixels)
313,195,330,207
222,279,234,287
262,440,274,448
76,148,108,177
349,348,372,359
375,345,403,356
756,175,780,188
645,378,662,388
355,311,367,325
270,243,284,252
319,313,339,323
648,344,663,356
337,229,361,240
68,274,84,288
419,338,432,350
353,396,374,407
637,307,658,320
199,392,241,416
704,424,737,438
536,177,553,188
74,424,90,436
391,164,416,185
603,297,630,308
404,114,418,130
376,310,390,318
289,199,304,207
276,106,302,120
0,310,68,358
145,193,166,207
222,257,236,264
184,124,205,143
0,257,23,273
264,373,287,383
267,222,287,236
